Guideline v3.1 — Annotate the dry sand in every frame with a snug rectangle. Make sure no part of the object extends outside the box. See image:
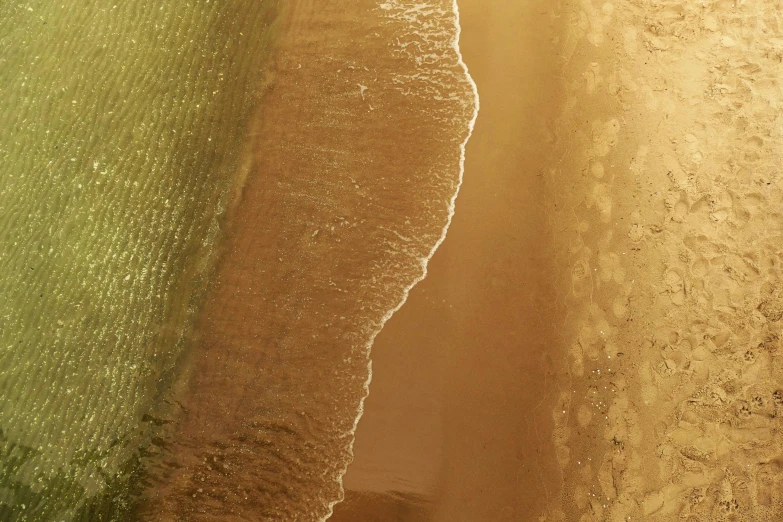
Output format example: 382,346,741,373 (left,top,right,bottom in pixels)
334,1,783,521
545,1,783,520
